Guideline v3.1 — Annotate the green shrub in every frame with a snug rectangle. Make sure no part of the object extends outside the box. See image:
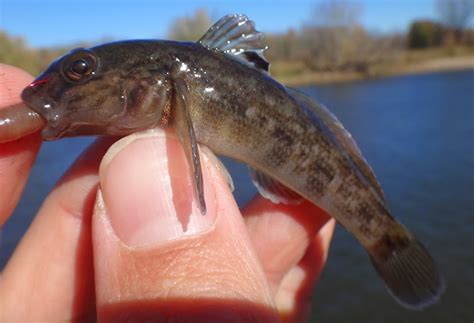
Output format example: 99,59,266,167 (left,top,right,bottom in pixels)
408,20,444,48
